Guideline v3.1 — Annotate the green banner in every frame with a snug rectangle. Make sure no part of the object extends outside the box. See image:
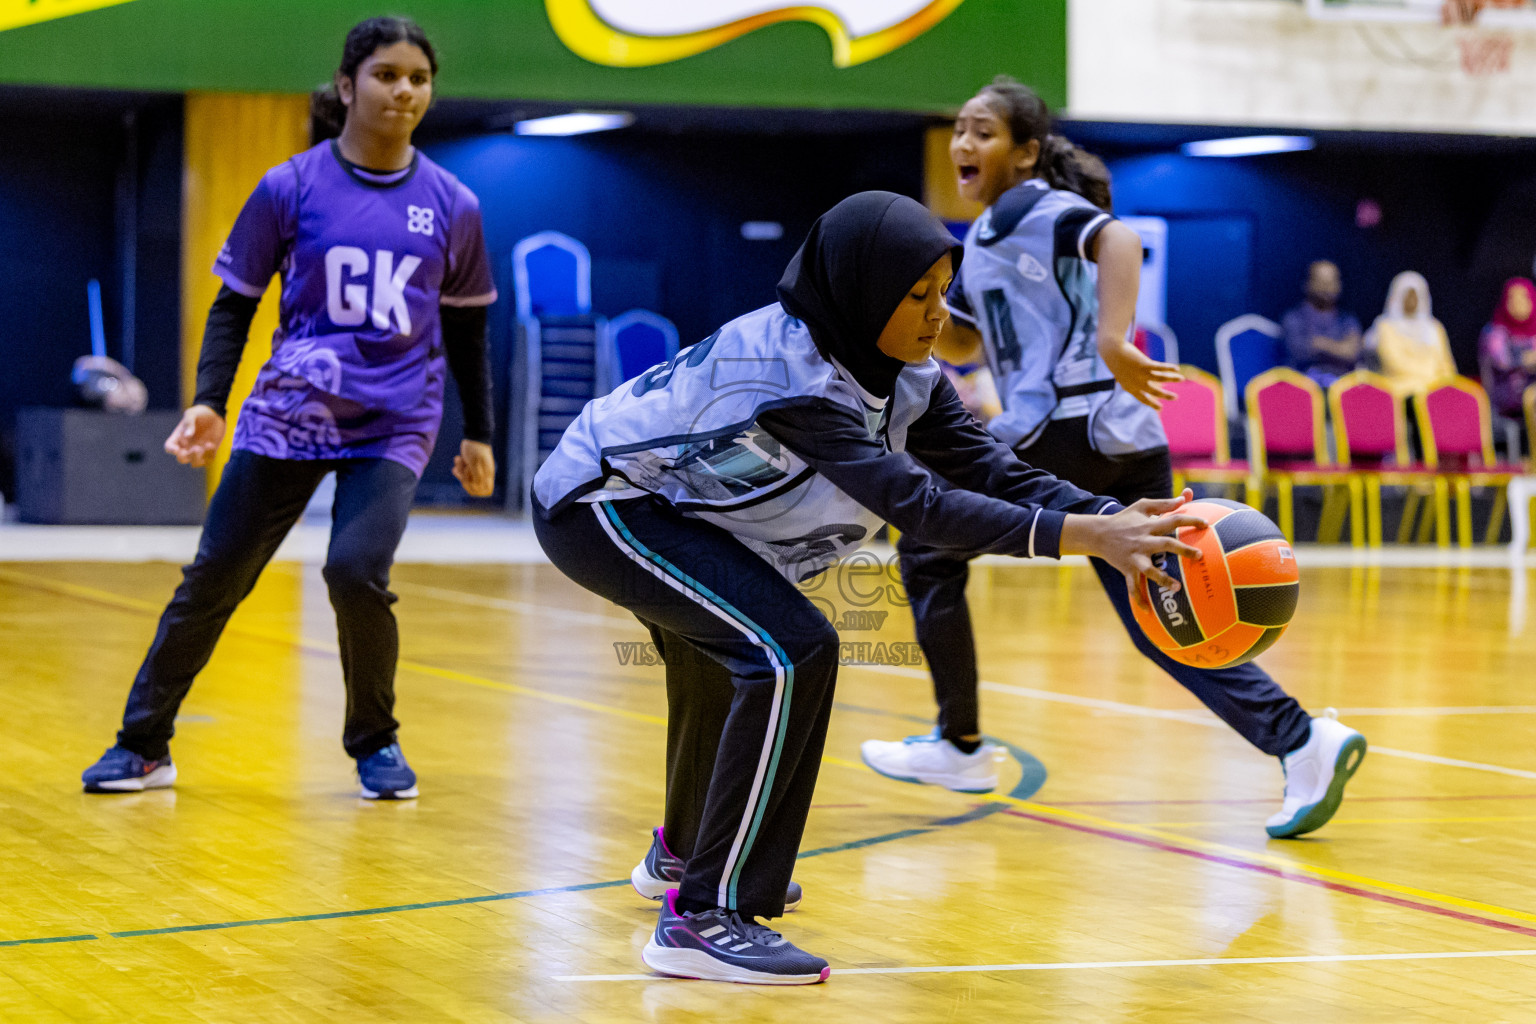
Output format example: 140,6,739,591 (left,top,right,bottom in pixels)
0,0,1064,112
